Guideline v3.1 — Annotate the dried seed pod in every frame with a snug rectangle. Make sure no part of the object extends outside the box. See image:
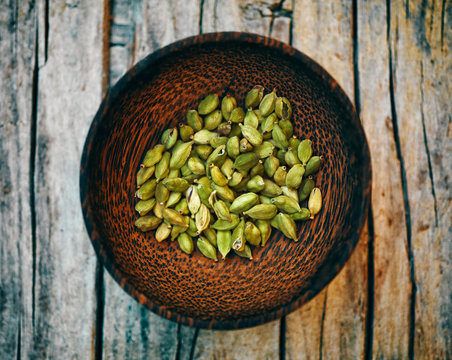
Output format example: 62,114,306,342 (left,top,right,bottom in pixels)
281,185,299,203
246,175,265,192
276,213,298,241
212,214,240,230
271,195,301,214
217,230,233,259
239,138,253,153
174,197,189,215
226,136,240,159
286,164,305,189
206,145,227,176
142,144,165,167
155,222,172,242
243,204,278,220
256,220,271,246
244,110,259,128
179,124,194,142
162,178,190,192
198,94,219,115
297,139,313,165
249,161,265,177
272,123,289,150
279,120,294,138
260,179,283,197
285,147,301,167
210,136,228,148
135,198,156,216
229,193,259,213
298,178,315,201
220,158,234,179
264,155,279,177
203,227,217,247
163,208,188,227
275,97,292,120
195,203,211,233
136,166,155,186
195,144,213,160
210,182,235,202
161,127,178,149
228,171,244,187
221,95,237,120
197,236,218,261
259,195,272,204
288,136,301,150
260,113,277,133
188,157,206,175
244,221,261,246
305,155,322,176
193,129,217,145
153,201,165,219
135,216,162,232
186,109,203,131
233,152,259,174
166,192,182,208
136,179,157,200
232,218,246,251
178,233,194,254
234,245,253,260
254,141,275,159
168,168,180,179
290,208,311,221
210,165,228,186
204,110,223,130
308,187,322,219
229,107,245,123
245,85,264,109
169,141,194,169
240,124,263,146
209,191,232,222
259,89,277,117
217,121,232,135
